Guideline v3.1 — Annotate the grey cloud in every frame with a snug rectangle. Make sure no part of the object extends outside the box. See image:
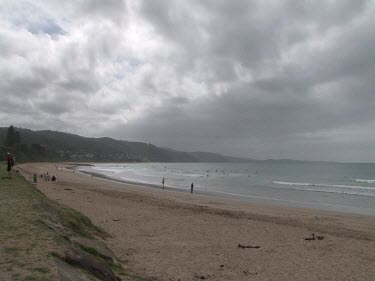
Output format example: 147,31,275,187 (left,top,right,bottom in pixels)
139,0,201,46
110,68,375,161
58,72,100,94
0,75,45,99
313,19,375,83
37,100,71,115
1,0,375,162
69,2,375,162
282,0,369,28
77,0,128,25
168,96,190,106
